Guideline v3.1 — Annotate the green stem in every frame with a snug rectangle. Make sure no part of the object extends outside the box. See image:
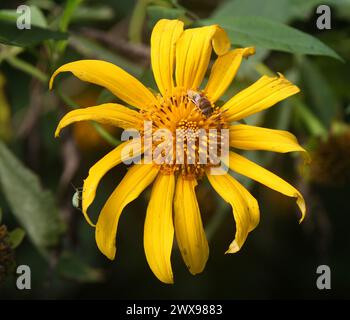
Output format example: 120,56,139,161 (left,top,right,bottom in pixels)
254,62,275,77
56,88,121,146
56,87,78,107
90,122,121,146
129,0,149,43
6,56,48,83
52,0,82,68
59,0,83,32
0,47,23,64
294,99,328,138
